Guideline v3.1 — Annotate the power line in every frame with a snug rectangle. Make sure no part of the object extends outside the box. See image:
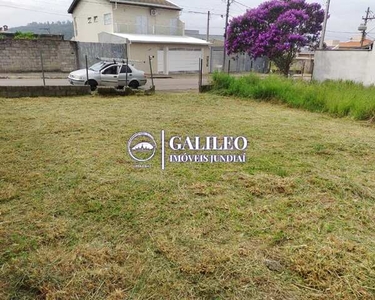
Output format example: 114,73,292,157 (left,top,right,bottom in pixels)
233,0,250,9
230,4,247,16
0,4,68,16
183,10,224,17
182,5,222,12
327,30,359,34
